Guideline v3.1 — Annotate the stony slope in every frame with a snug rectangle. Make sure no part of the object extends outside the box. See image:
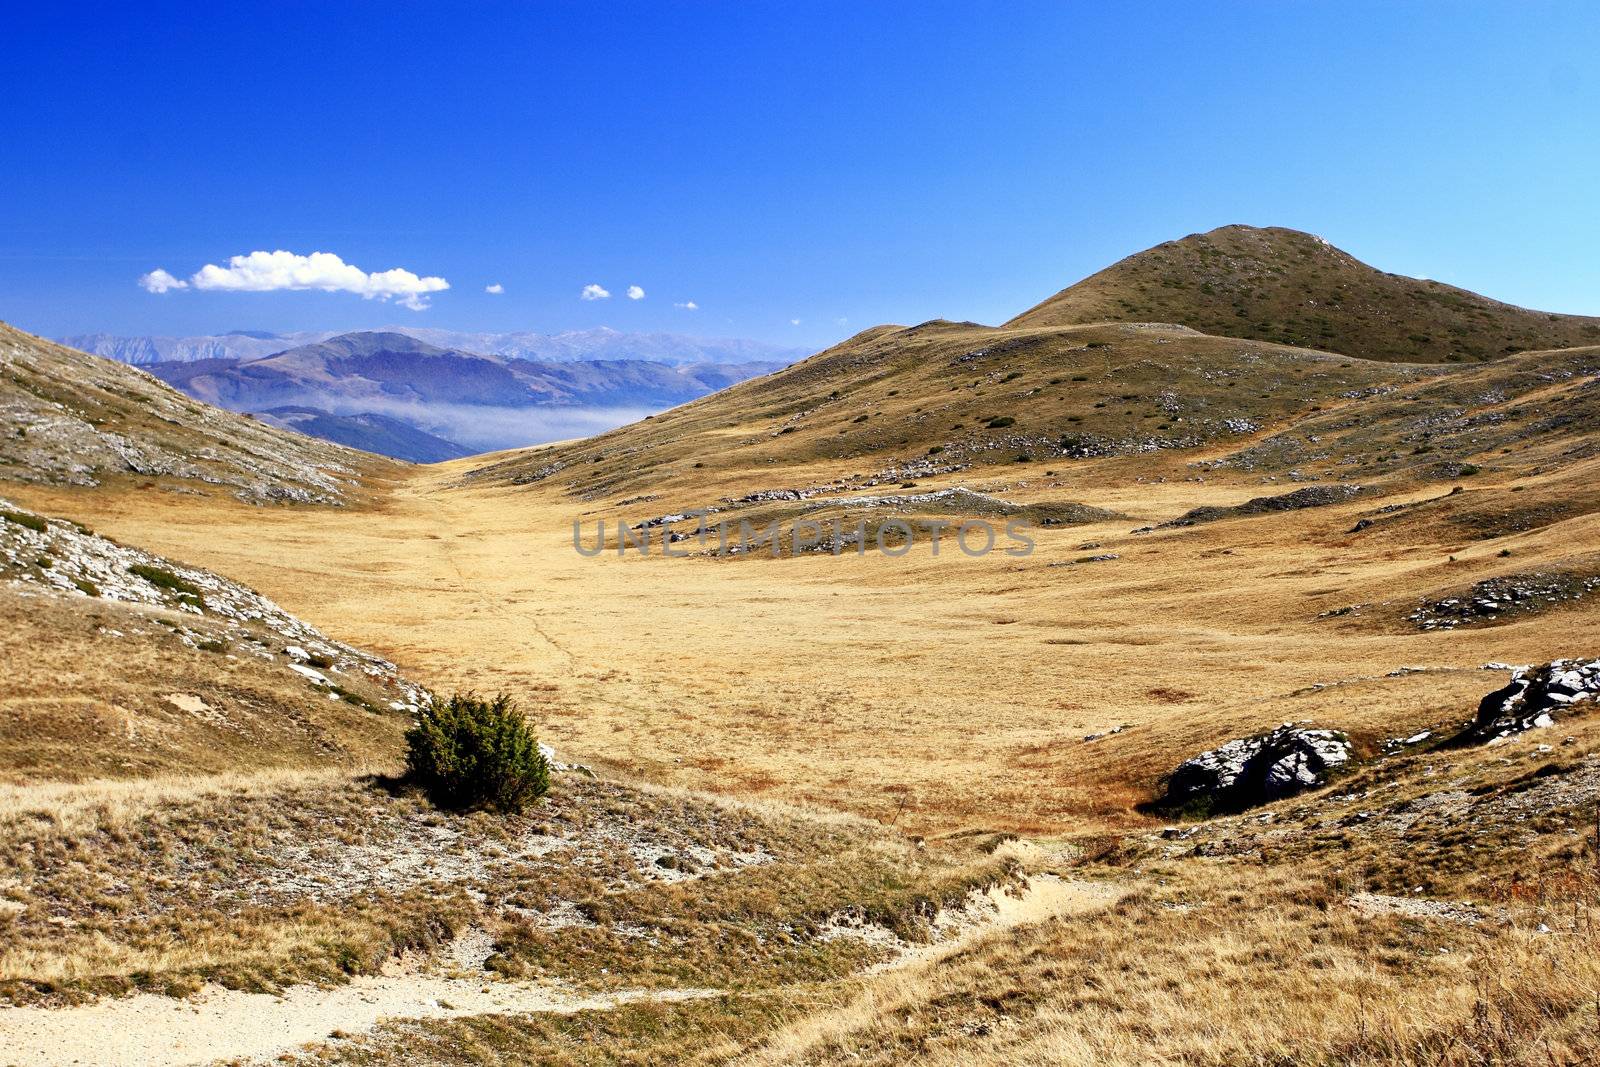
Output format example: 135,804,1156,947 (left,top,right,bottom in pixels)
0,323,388,504
1008,225,1600,363
0,496,424,779
1208,342,1600,482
